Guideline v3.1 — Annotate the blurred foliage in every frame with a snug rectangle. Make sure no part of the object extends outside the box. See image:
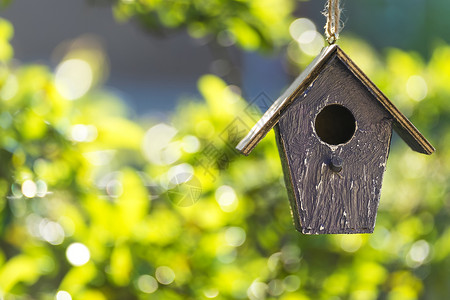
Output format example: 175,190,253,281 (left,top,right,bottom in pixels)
0,6,449,300
110,0,294,52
